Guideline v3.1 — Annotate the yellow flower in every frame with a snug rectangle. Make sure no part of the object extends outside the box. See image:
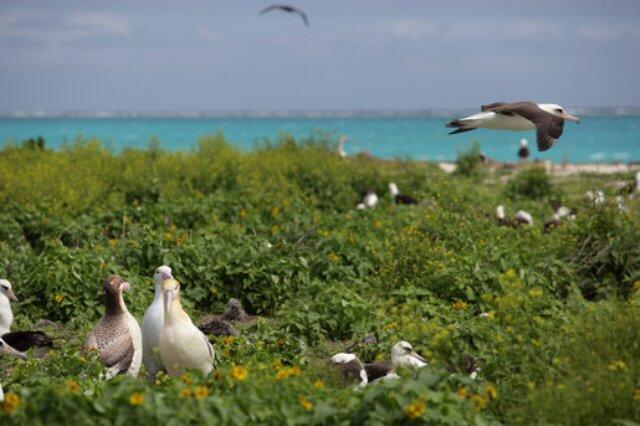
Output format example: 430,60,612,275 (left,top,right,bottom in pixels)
54,294,64,303
404,401,426,419
298,395,313,411
633,281,640,292
288,366,301,377
1,392,21,414
484,384,498,400
456,387,468,399
276,369,290,380
270,206,280,218
230,364,249,381
314,380,325,390
528,288,543,298
470,394,487,411
373,220,382,229
634,389,640,400
608,360,627,371
179,388,192,398
452,300,467,310
129,392,144,406
239,210,247,218
194,386,209,400
66,380,79,394
327,252,340,263
223,336,235,345
180,373,192,385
